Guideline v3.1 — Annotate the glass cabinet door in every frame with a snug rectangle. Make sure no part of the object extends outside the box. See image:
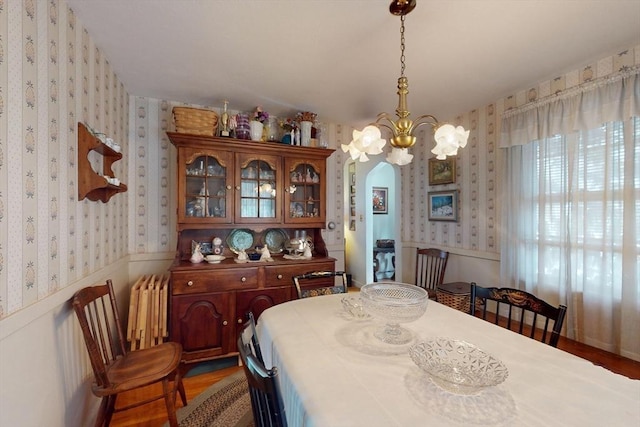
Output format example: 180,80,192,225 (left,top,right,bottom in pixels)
236,154,281,223
179,149,232,223
285,159,325,224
